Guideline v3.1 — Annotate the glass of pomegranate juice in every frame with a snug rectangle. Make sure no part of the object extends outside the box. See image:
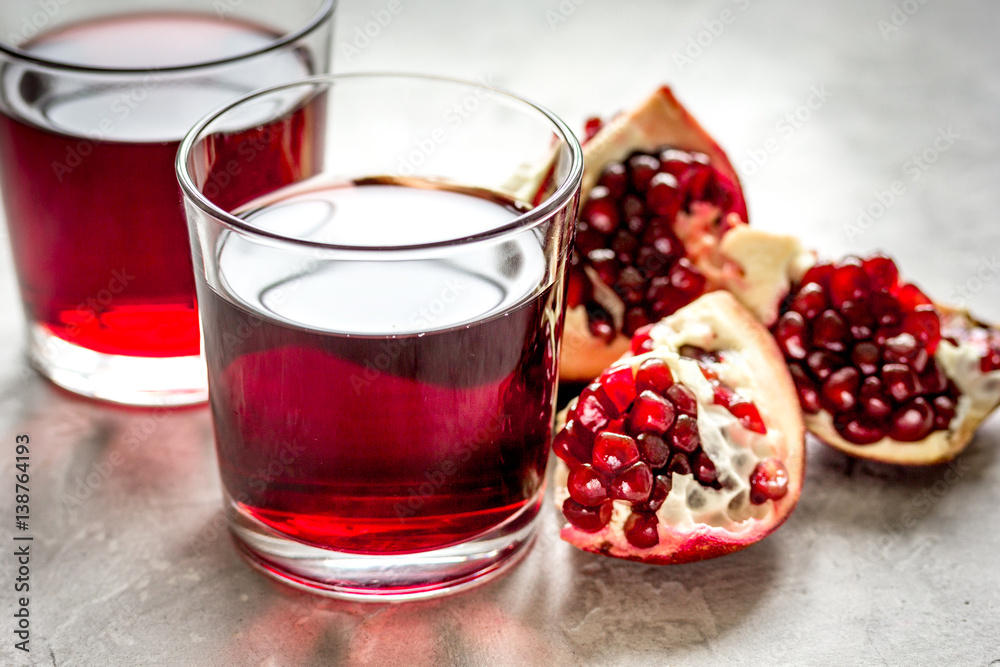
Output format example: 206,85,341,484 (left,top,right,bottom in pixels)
177,74,583,599
0,0,336,405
